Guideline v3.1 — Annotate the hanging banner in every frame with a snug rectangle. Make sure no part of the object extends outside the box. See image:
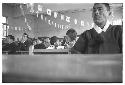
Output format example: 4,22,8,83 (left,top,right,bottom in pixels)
48,20,51,25
41,14,43,20
54,12,58,18
61,14,64,20
38,5,43,12
81,20,84,26
62,25,64,30
55,23,57,27
47,9,51,16
45,17,47,22
15,27,17,30
74,19,77,24
66,16,70,22
36,11,39,17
